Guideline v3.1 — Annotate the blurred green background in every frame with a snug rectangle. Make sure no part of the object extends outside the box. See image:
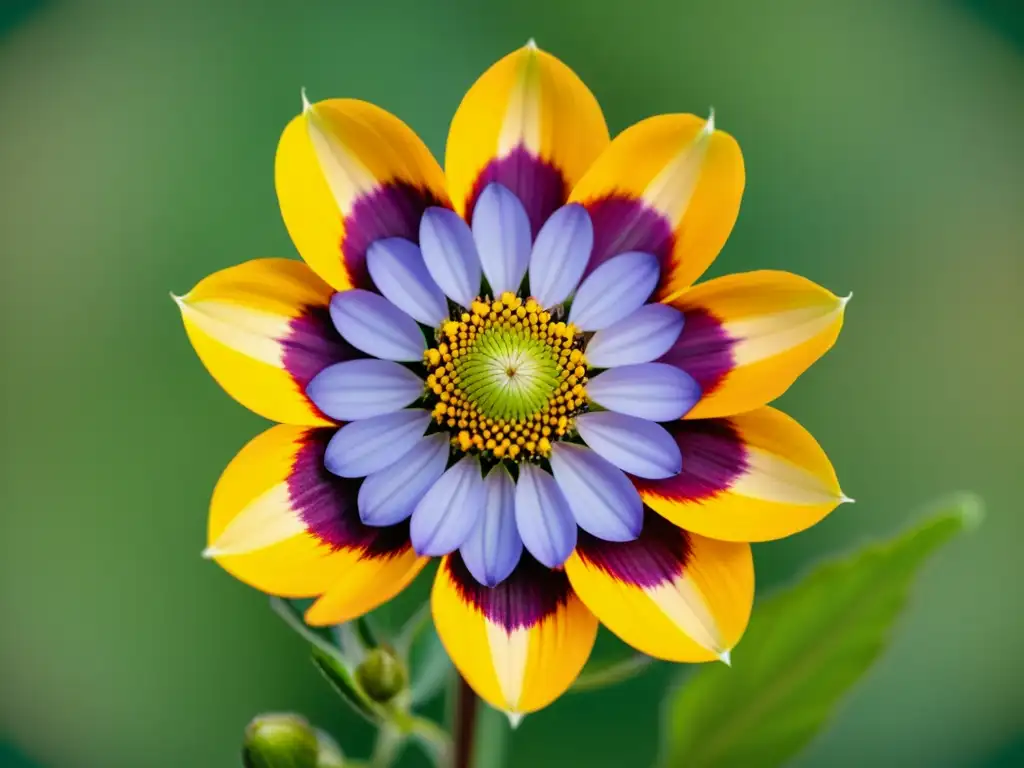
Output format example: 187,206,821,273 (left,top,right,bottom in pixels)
1,0,1021,766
